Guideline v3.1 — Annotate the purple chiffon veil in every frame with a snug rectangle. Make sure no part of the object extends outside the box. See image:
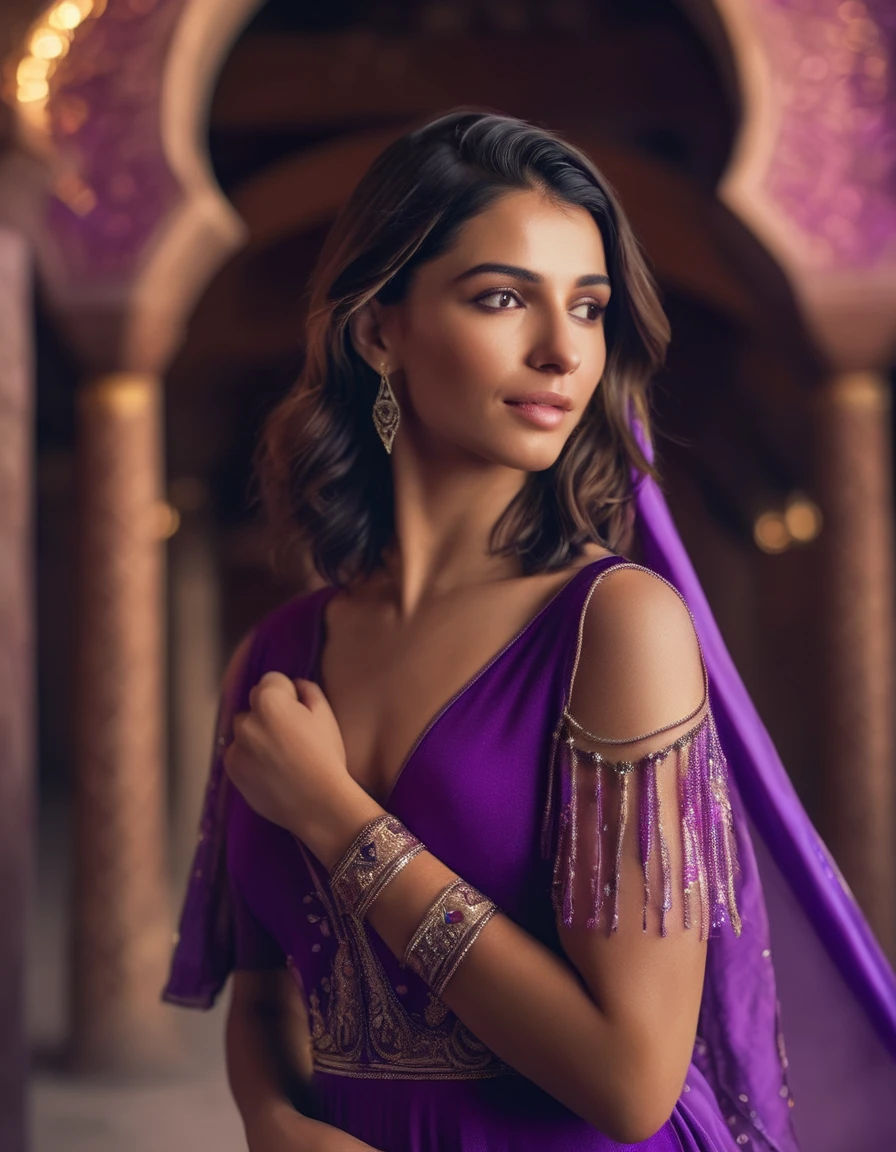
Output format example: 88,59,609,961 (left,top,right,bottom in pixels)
629,409,896,1151
163,405,896,1152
